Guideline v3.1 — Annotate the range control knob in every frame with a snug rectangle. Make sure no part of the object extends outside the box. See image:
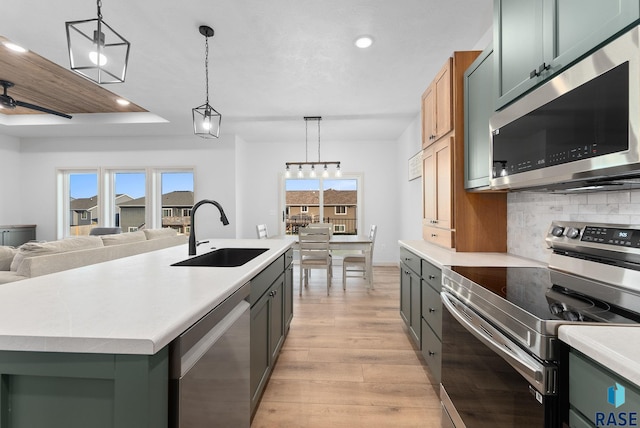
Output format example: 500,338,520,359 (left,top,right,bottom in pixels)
551,226,564,237
565,227,581,239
